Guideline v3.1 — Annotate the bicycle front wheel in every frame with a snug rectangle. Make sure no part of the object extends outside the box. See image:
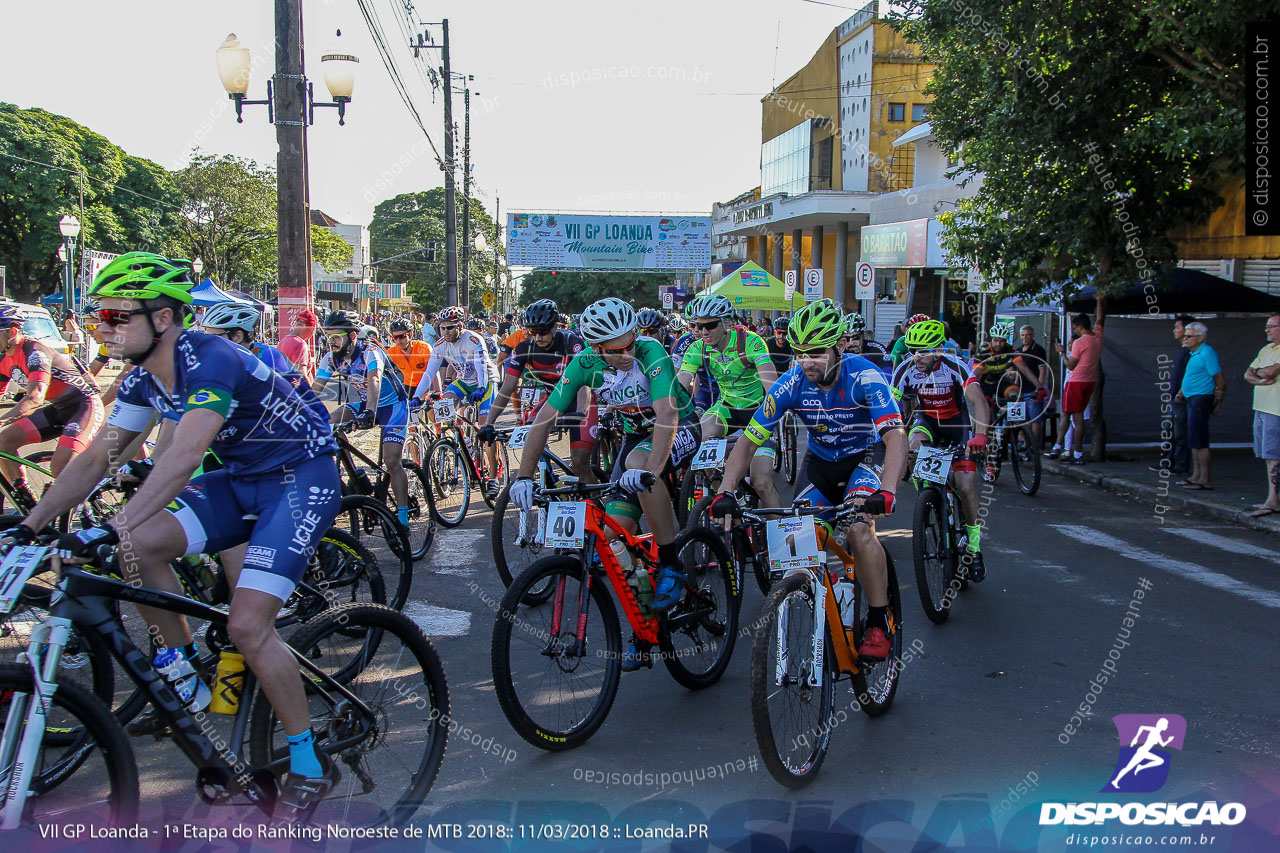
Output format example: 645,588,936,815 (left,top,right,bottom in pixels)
658,526,739,689
426,438,471,527
339,495,413,610
491,485,554,604
782,412,799,485
912,486,956,624
491,555,621,750
248,604,449,829
750,573,835,788
1010,427,1042,496
401,460,436,561
0,663,139,827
